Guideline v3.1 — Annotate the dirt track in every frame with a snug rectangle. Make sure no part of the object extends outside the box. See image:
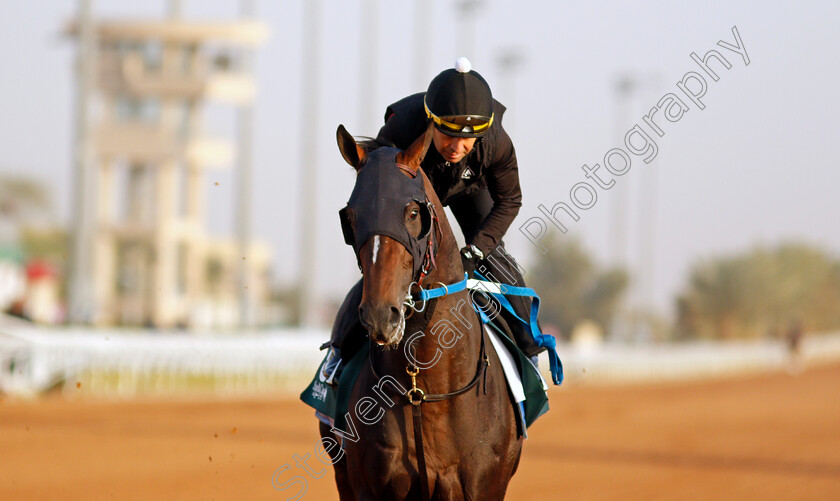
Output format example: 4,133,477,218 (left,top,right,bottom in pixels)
2,363,839,500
